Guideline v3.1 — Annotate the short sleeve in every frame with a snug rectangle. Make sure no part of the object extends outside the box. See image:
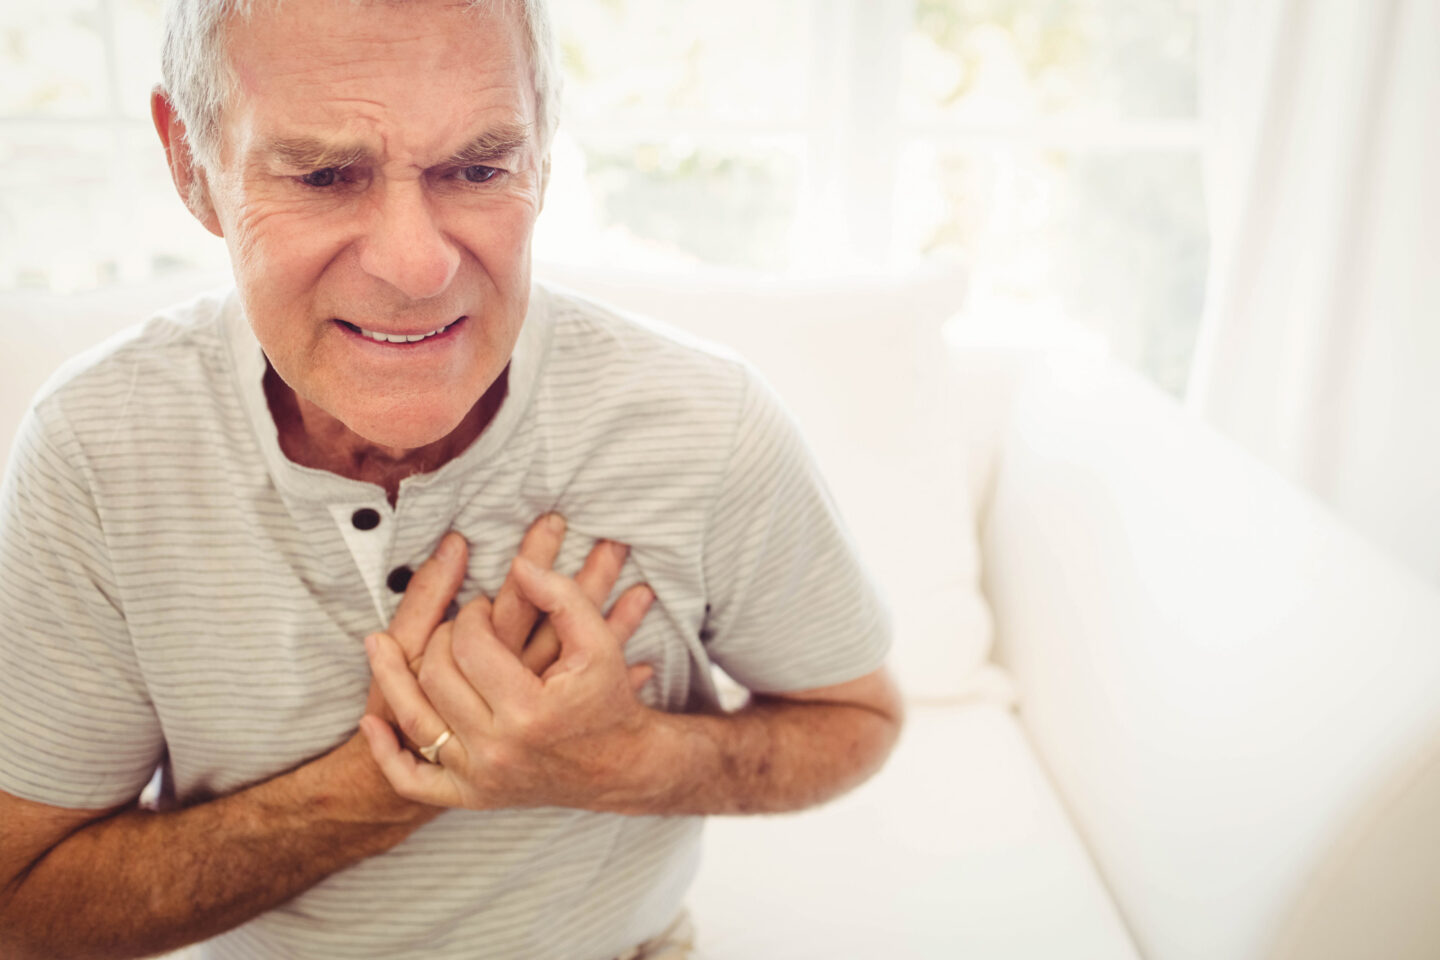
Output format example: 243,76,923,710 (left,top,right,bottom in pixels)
0,404,164,808
700,367,891,693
